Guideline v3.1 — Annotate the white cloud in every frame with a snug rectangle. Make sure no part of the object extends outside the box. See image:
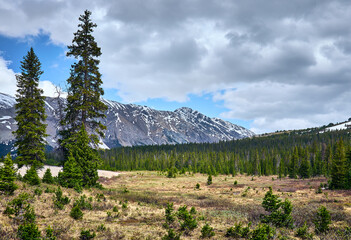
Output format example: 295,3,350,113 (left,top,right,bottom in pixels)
214,82,351,133
0,57,16,96
1,0,351,132
39,80,67,98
